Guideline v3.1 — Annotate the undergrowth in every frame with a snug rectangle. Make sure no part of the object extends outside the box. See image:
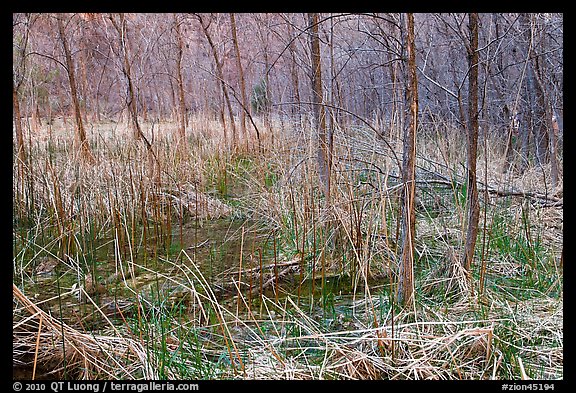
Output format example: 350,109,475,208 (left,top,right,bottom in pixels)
13,115,562,380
